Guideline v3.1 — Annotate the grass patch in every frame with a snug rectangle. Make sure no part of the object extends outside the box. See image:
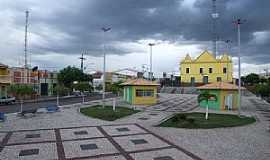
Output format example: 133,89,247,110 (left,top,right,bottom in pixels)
158,112,256,129
80,105,140,121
